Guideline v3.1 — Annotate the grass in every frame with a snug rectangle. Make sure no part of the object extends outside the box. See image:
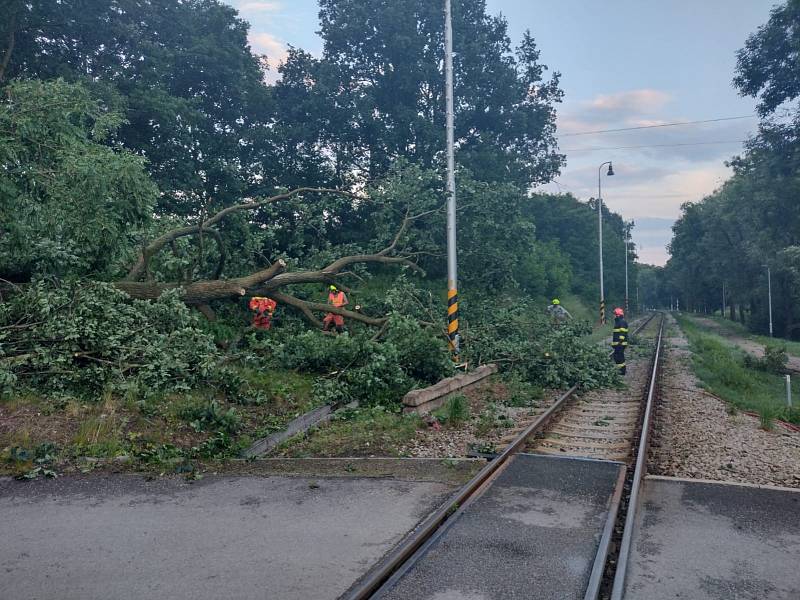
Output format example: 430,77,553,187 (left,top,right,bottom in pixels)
433,394,470,426
0,366,323,476
697,314,800,358
676,314,799,426
275,406,423,457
